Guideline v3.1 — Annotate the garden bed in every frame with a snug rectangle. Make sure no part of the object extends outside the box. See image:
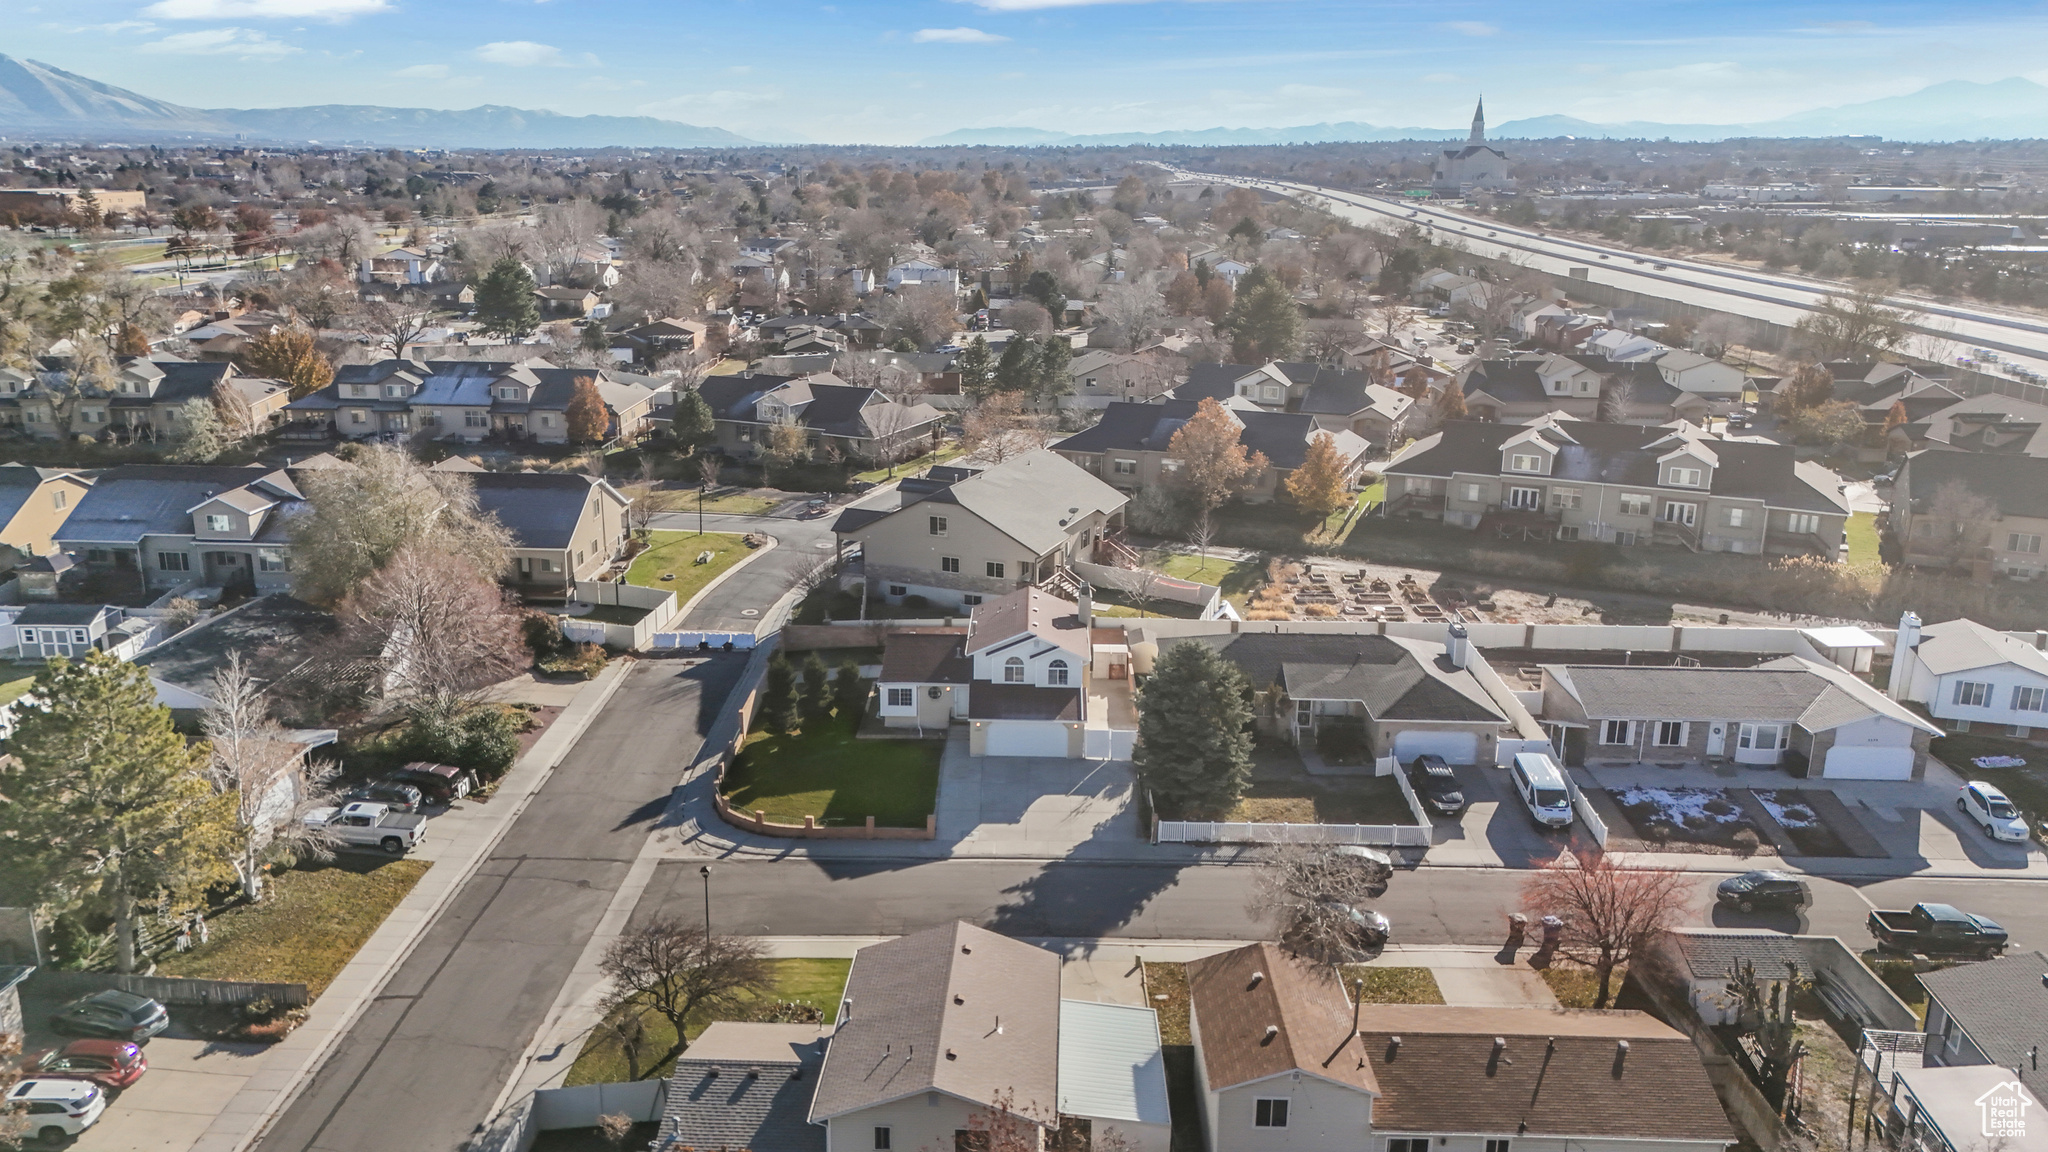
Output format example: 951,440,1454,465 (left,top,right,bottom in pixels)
1609,786,1769,853
722,724,941,828
1753,789,1853,856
